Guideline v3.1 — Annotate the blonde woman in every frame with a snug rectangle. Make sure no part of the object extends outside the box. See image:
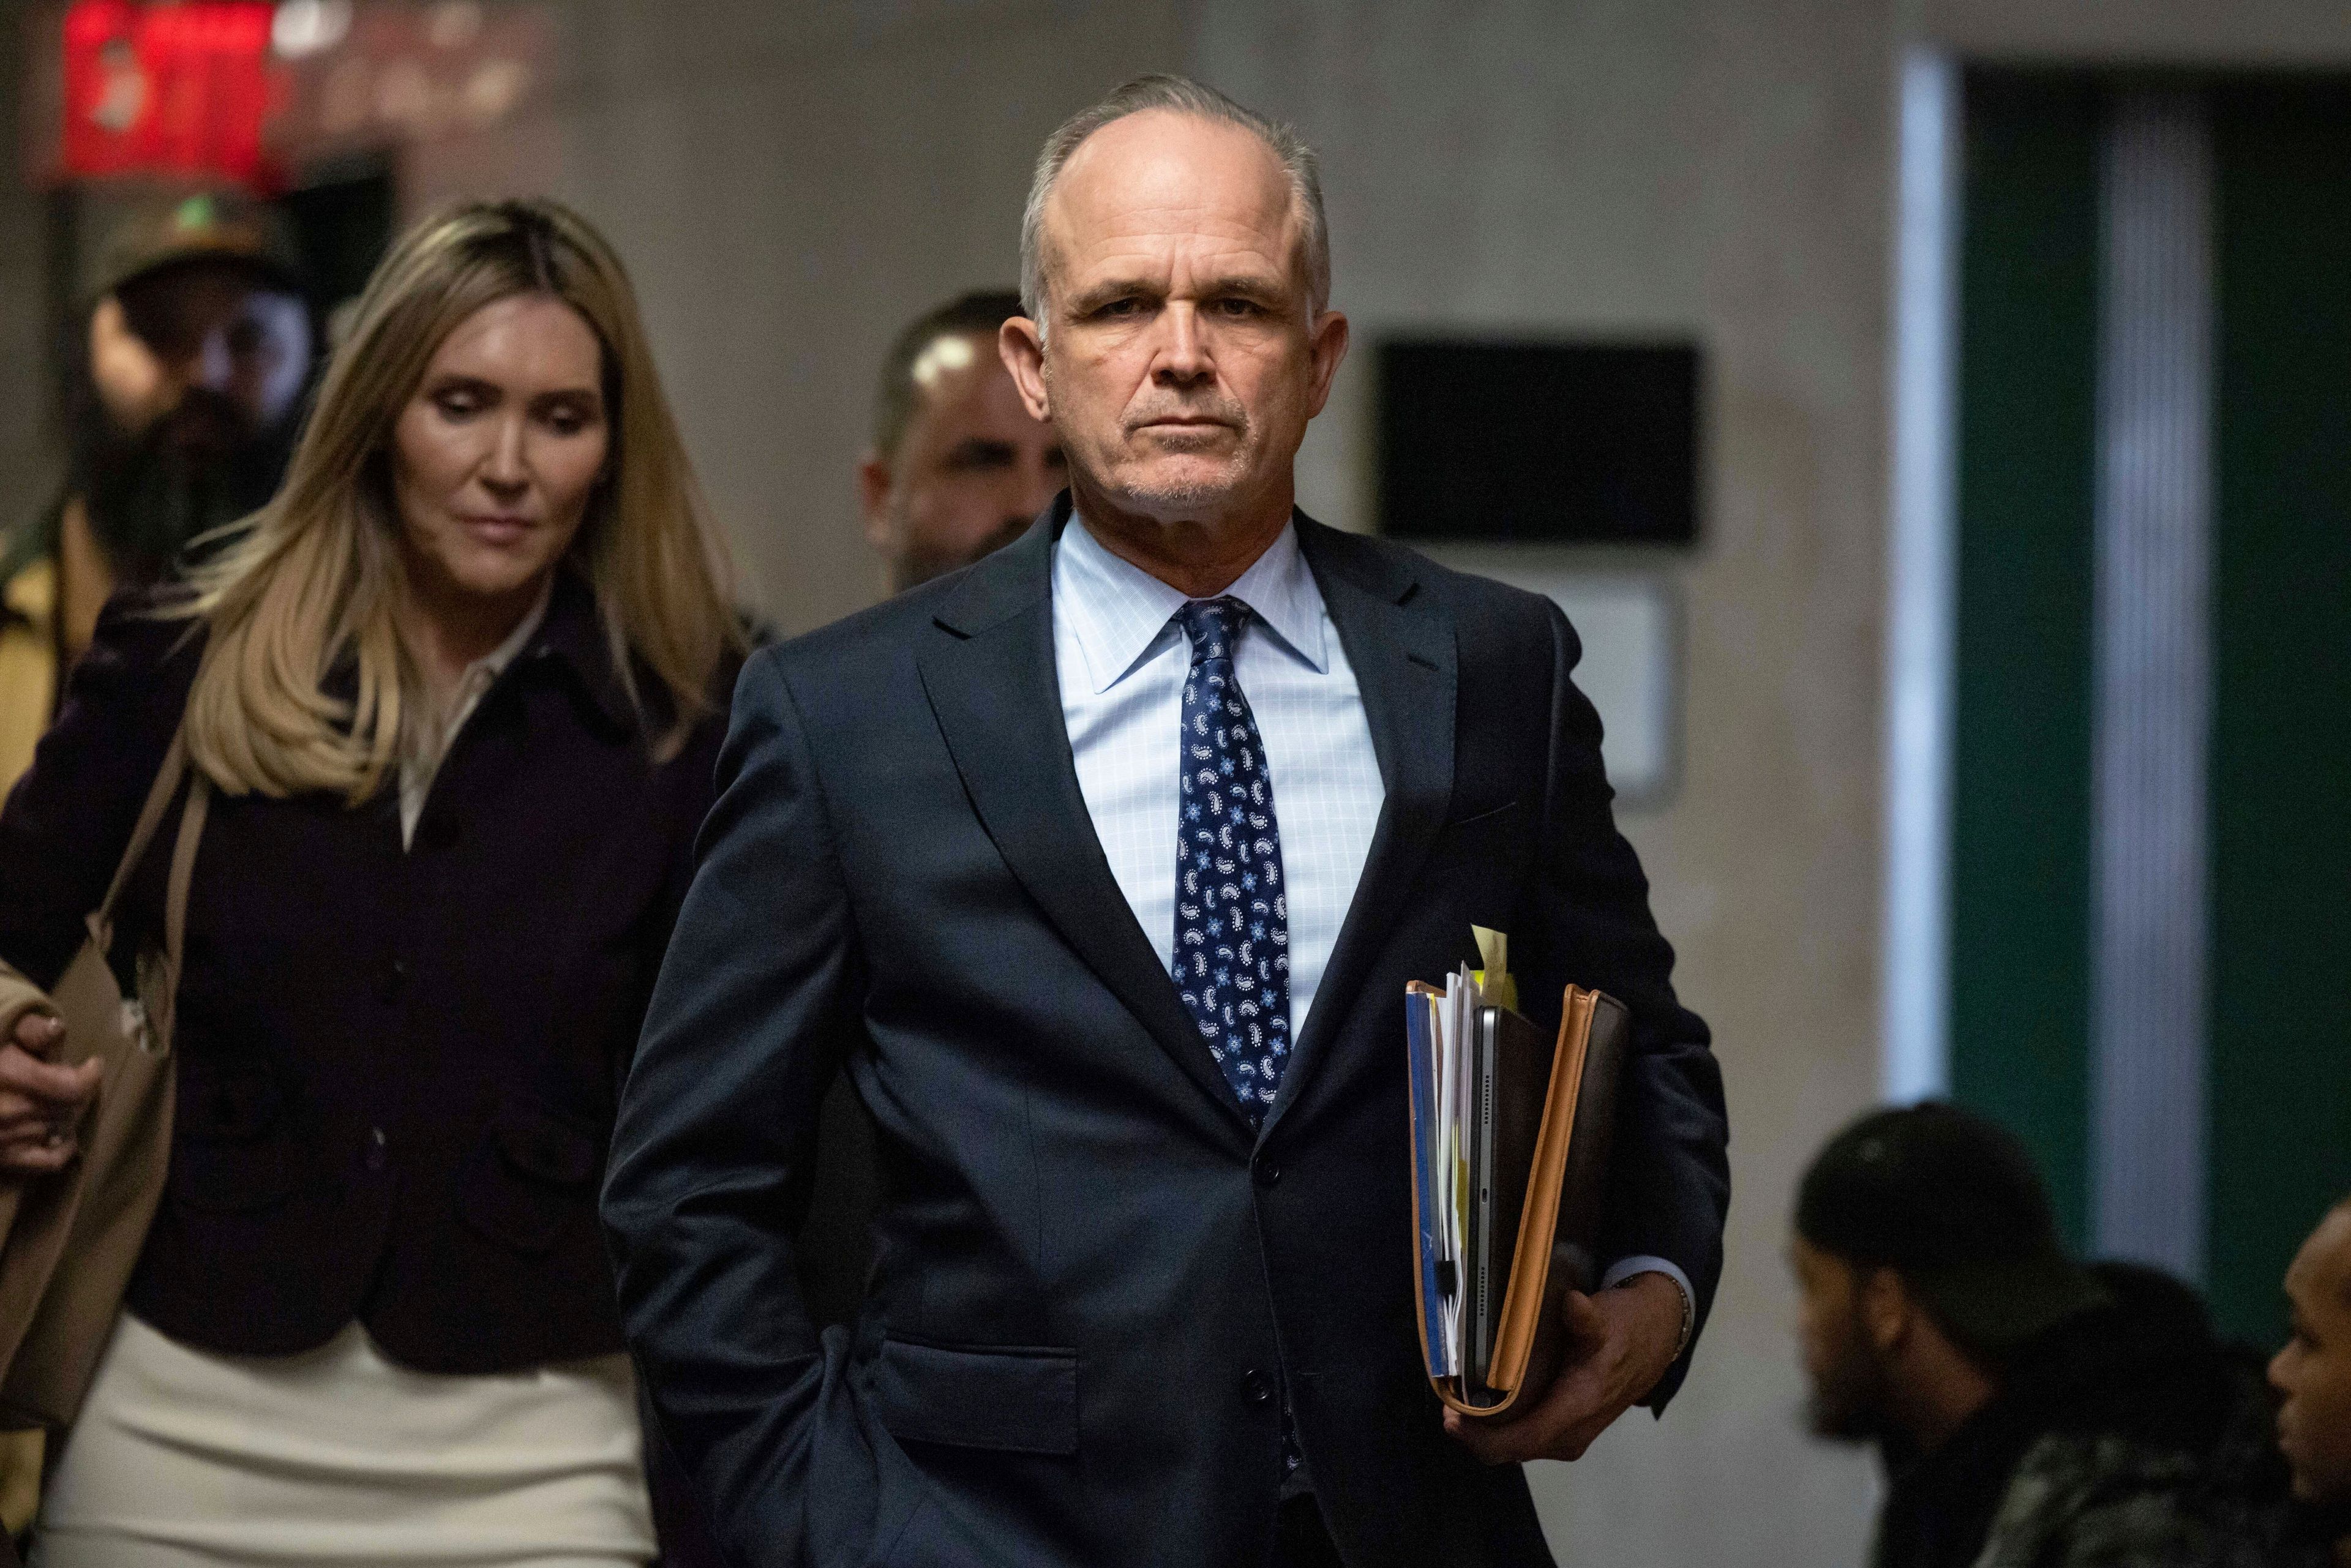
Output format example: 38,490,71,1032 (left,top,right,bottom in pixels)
0,200,742,1566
